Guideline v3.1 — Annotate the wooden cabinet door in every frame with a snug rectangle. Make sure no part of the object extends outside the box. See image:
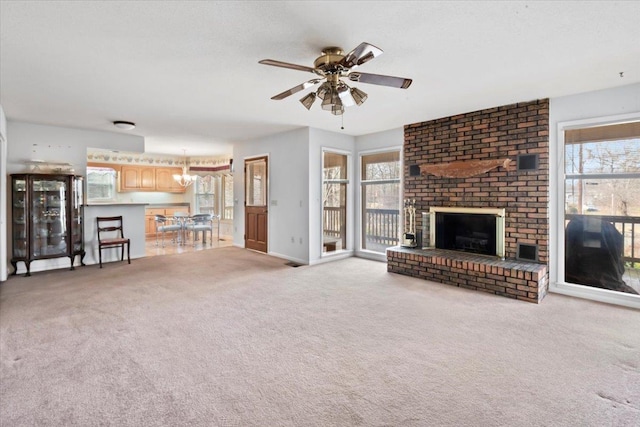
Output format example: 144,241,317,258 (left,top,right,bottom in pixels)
155,168,186,193
120,166,140,191
145,208,166,237
140,167,155,190
120,166,154,191
145,215,155,236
